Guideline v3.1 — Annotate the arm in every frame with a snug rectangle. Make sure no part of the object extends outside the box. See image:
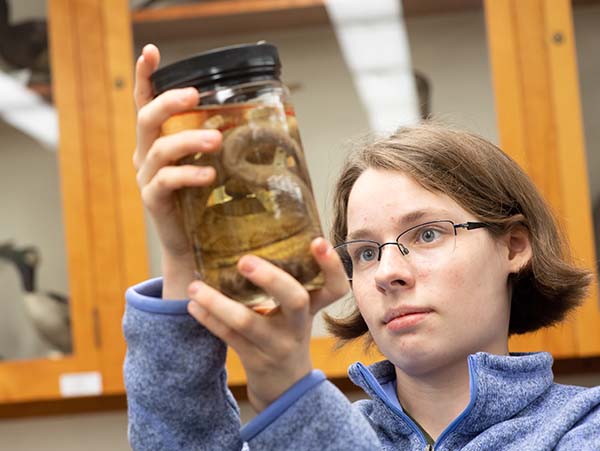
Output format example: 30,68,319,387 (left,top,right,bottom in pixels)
242,373,381,451
125,44,244,450
123,278,243,451
186,241,381,449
